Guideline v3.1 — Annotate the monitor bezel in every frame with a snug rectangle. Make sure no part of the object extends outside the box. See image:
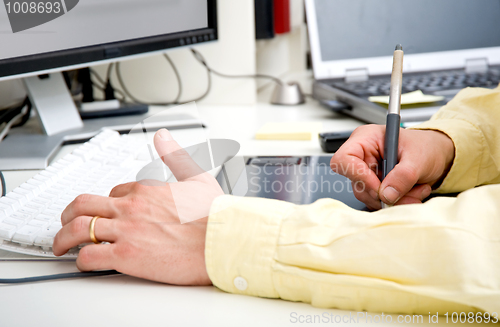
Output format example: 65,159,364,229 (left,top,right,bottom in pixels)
0,0,217,80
